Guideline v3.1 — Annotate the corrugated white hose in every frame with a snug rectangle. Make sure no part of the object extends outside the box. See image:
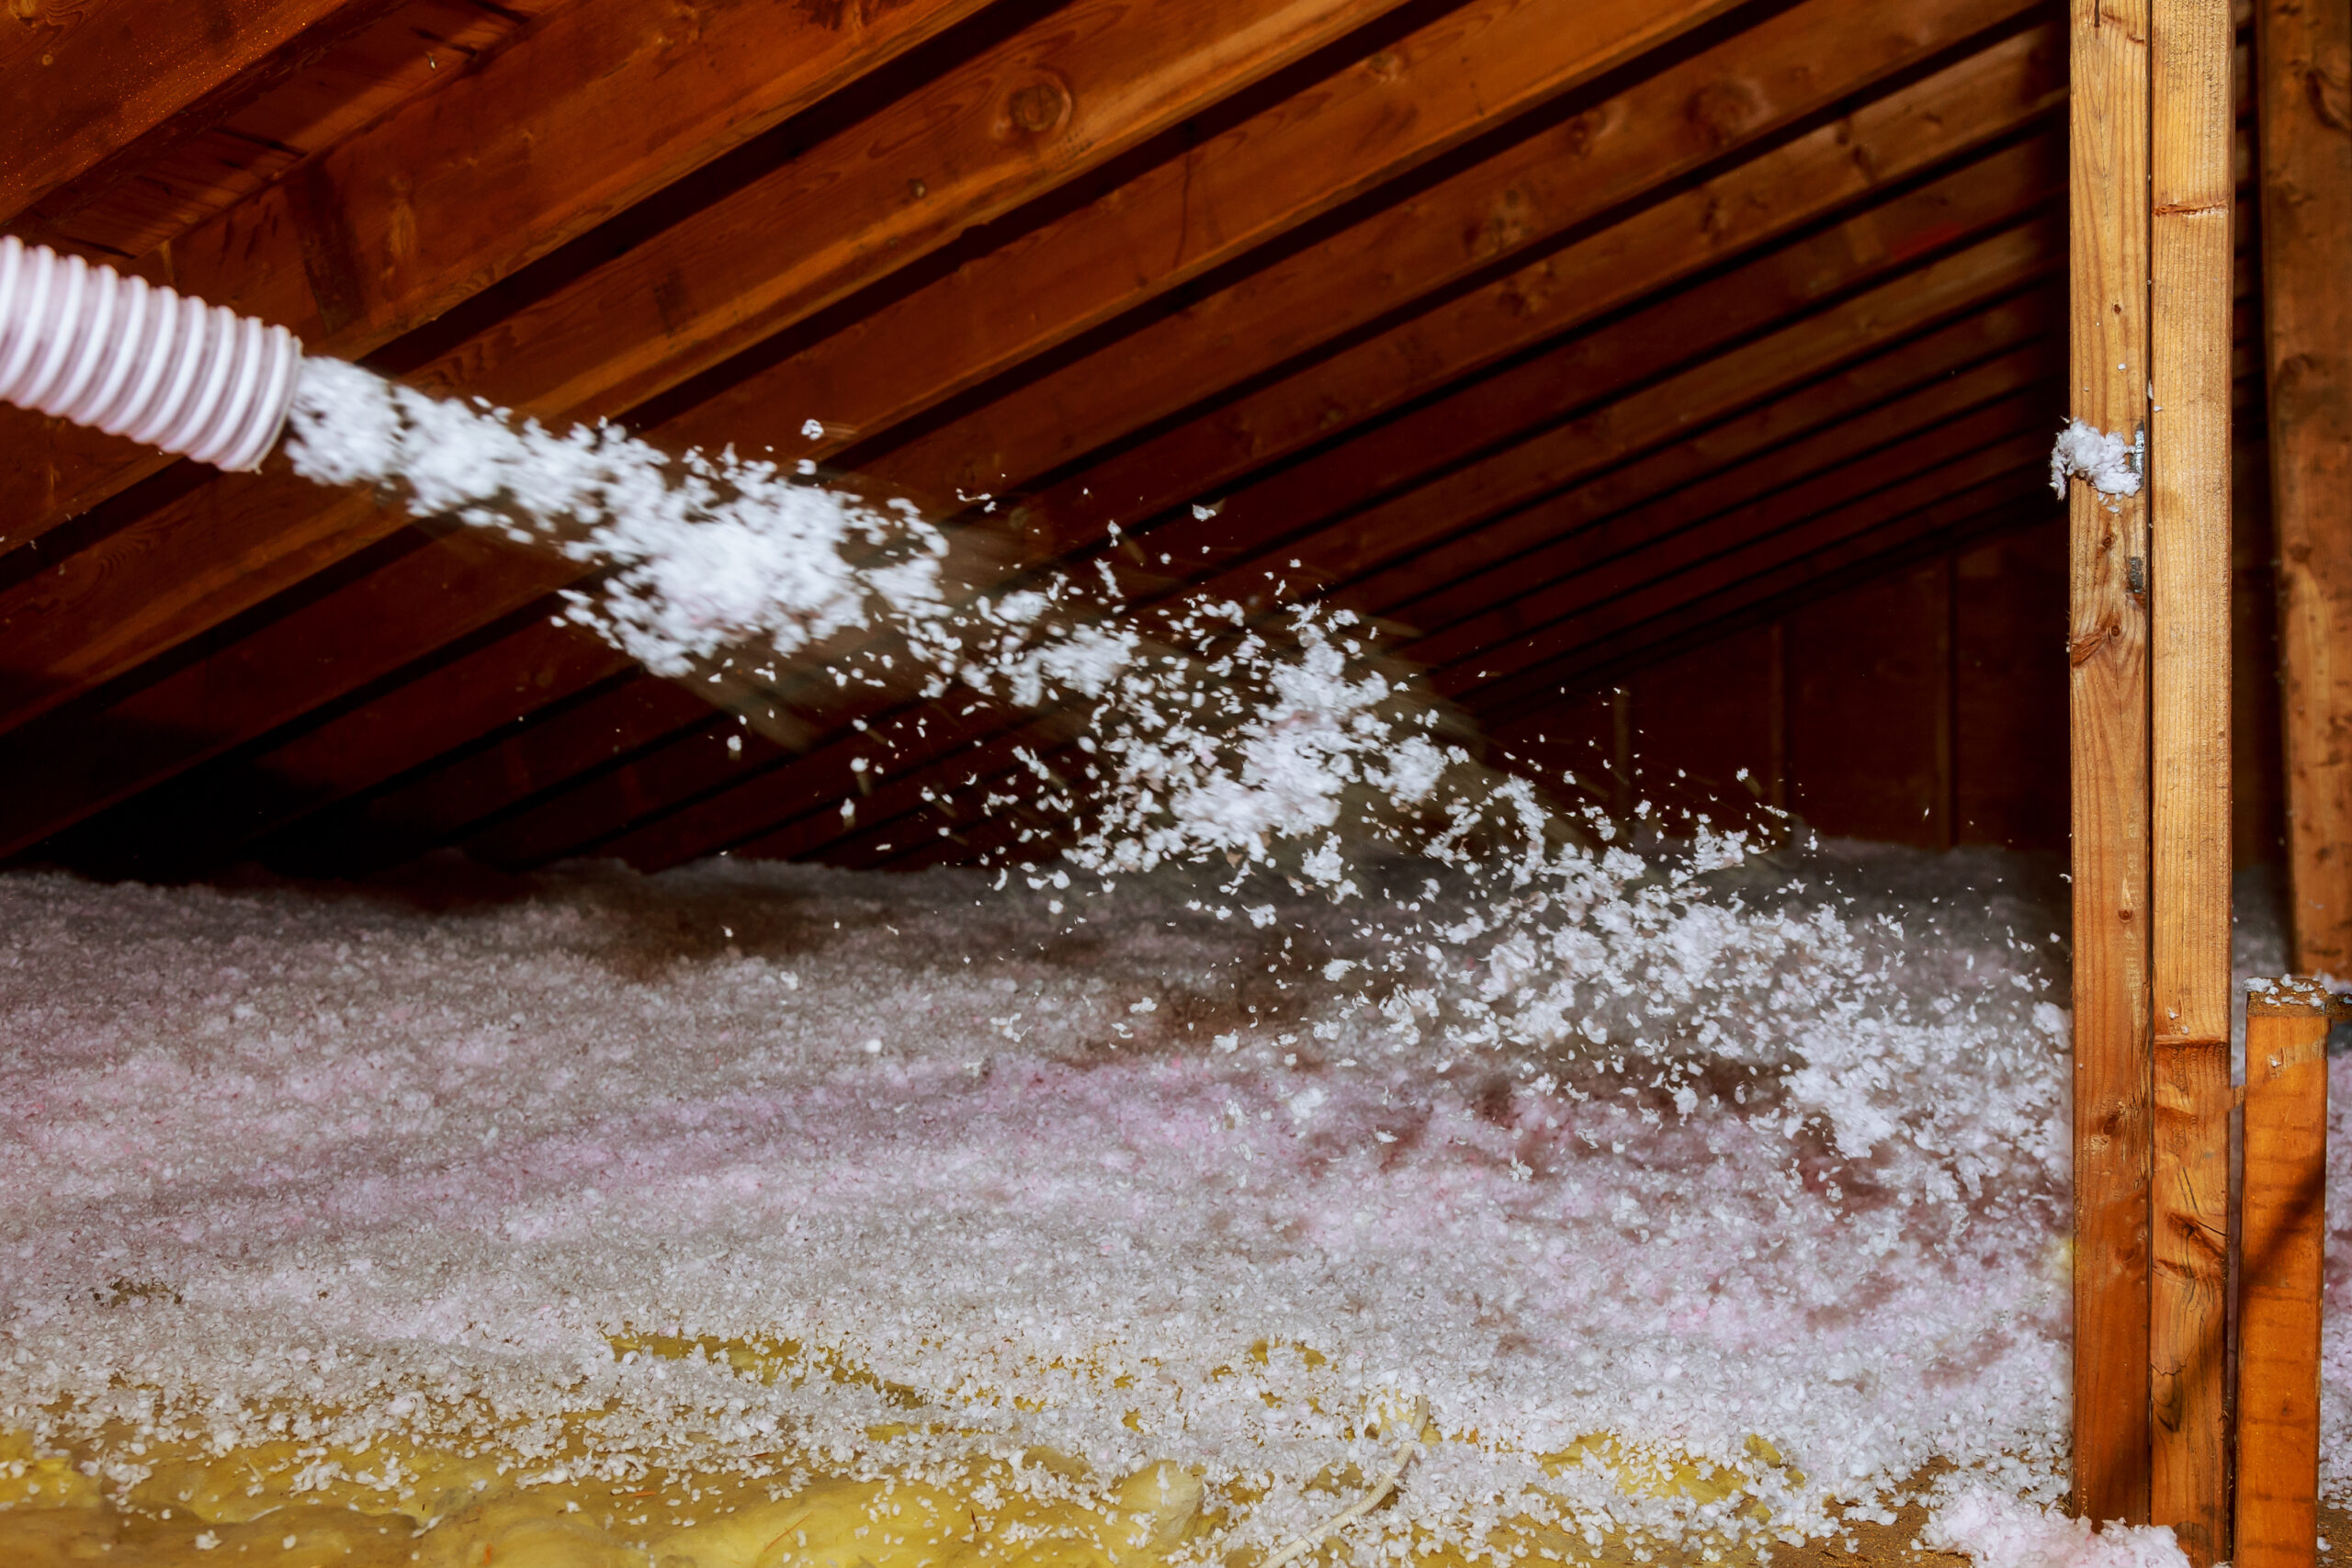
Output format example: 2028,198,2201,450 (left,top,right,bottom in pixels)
0,233,302,473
